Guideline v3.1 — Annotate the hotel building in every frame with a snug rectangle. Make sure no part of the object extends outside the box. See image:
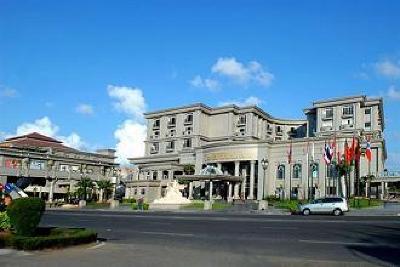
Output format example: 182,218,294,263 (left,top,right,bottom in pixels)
128,95,386,202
